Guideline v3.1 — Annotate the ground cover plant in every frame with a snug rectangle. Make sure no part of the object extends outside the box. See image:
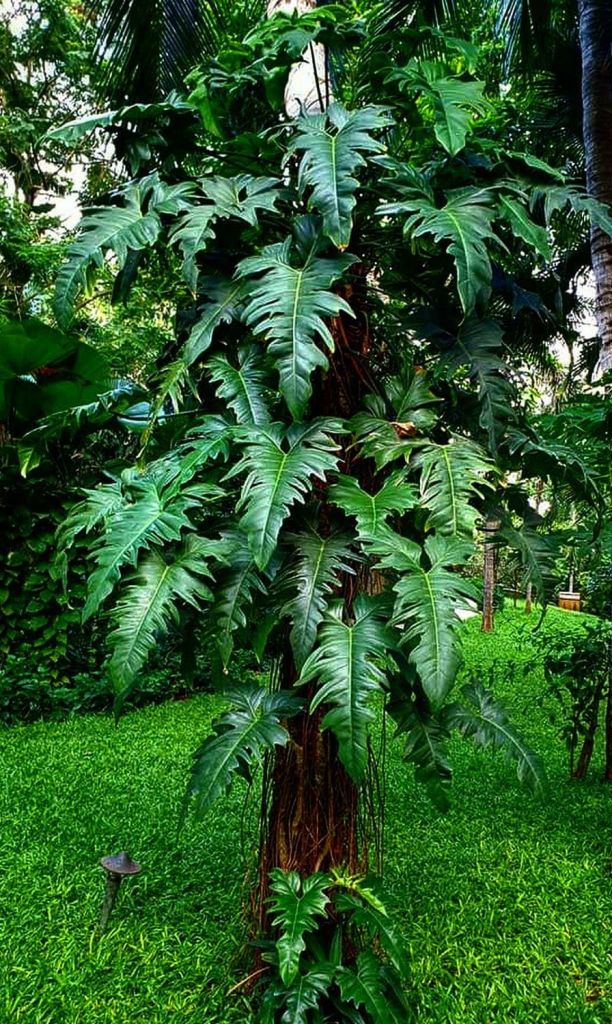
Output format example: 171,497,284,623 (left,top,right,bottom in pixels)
0,607,609,1024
